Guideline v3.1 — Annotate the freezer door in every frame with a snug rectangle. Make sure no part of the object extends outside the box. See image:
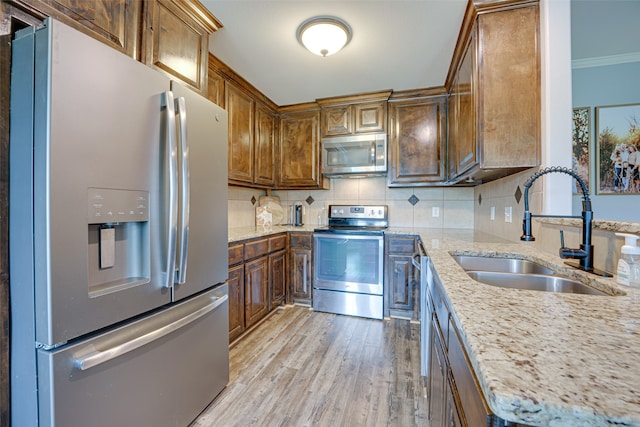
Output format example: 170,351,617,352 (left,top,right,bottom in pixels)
170,81,229,301
36,286,229,427
10,19,175,348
